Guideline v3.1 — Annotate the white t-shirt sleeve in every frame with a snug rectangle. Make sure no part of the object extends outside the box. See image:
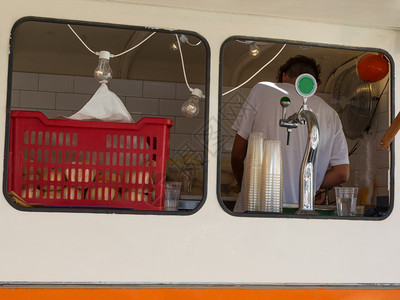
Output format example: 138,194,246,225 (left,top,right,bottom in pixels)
232,86,258,140
329,114,350,166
